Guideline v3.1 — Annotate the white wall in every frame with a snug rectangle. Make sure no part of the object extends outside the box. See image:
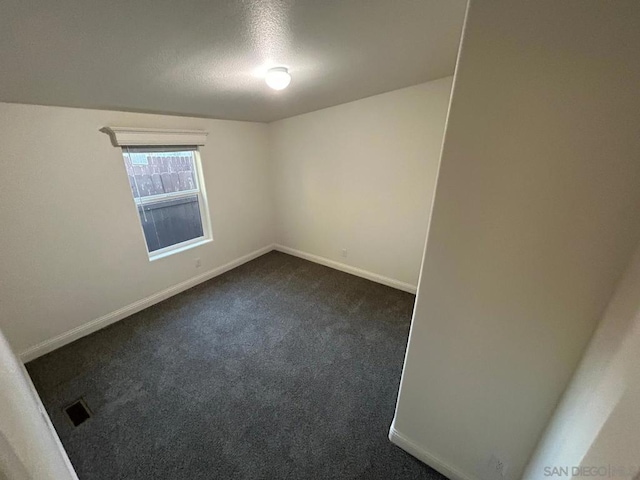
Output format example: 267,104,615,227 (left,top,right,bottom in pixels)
523,243,640,480
391,1,640,480
0,102,274,357
269,78,453,289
